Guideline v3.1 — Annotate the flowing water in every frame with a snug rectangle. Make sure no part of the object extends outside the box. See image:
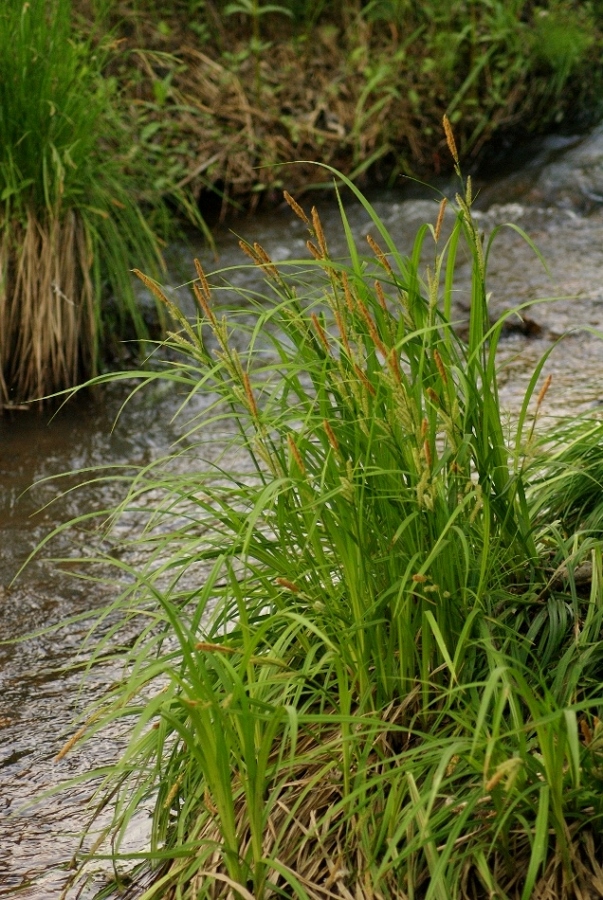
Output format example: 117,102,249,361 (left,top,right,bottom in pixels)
4,126,603,896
